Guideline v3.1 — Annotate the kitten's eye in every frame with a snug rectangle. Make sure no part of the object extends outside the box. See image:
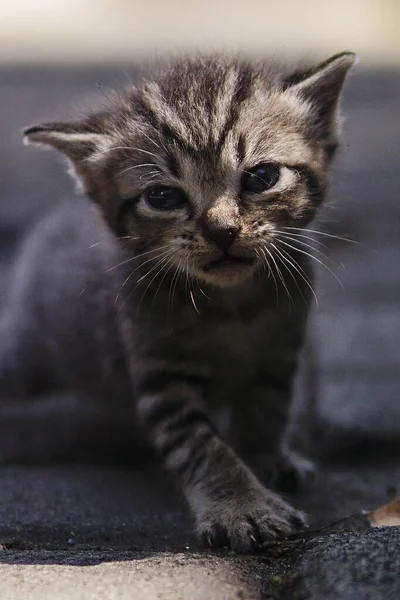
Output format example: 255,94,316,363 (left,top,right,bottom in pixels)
145,186,188,210
241,163,280,194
